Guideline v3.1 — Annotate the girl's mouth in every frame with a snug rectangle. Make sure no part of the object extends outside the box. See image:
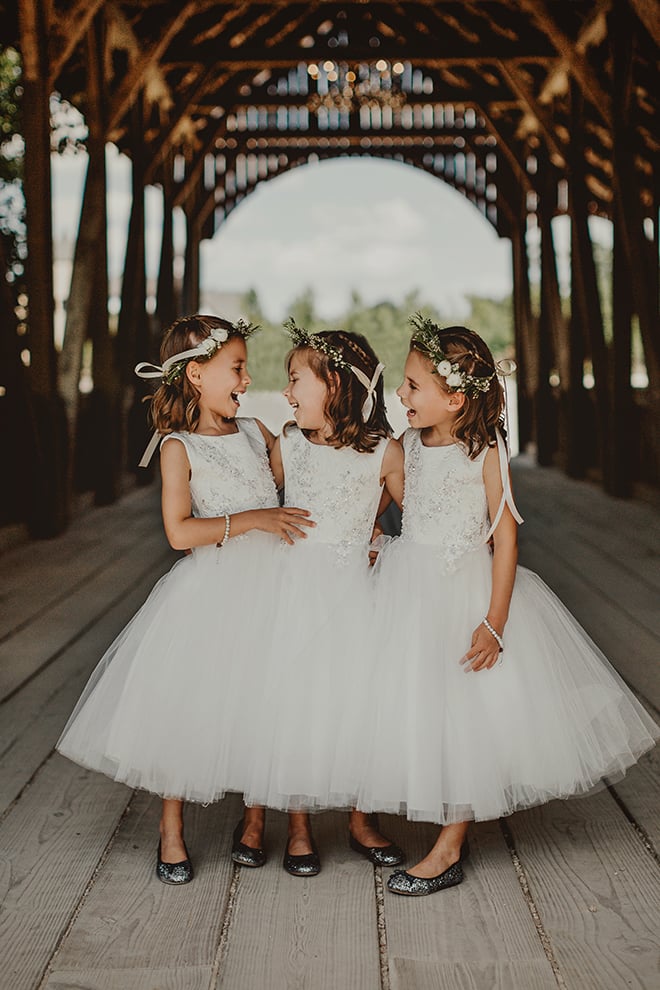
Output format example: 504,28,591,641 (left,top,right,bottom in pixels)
231,391,241,407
